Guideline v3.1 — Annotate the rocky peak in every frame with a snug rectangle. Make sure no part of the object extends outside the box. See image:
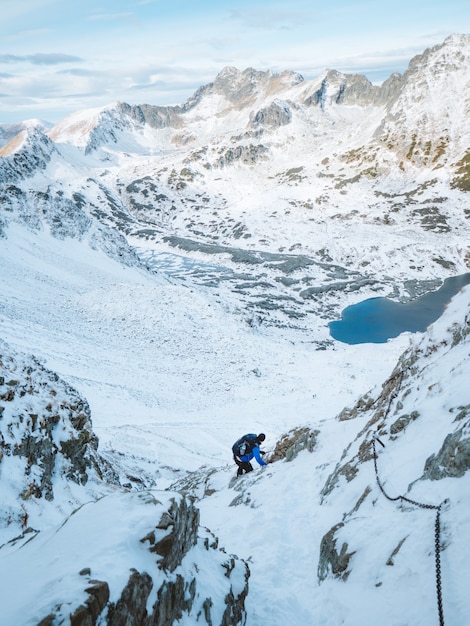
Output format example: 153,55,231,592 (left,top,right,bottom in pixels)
117,101,184,130
0,127,55,183
377,71,404,104
198,66,303,106
304,68,381,109
0,119,50,149
214,66,273,100
48,105,142,153
373,33,470,167
249,98,292,129
406,33,470,76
